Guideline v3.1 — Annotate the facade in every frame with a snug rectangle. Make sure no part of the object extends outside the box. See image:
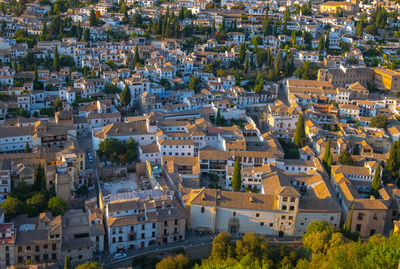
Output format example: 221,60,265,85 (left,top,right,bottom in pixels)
103,190,186,253
188,160,341,237
12,213,62,265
